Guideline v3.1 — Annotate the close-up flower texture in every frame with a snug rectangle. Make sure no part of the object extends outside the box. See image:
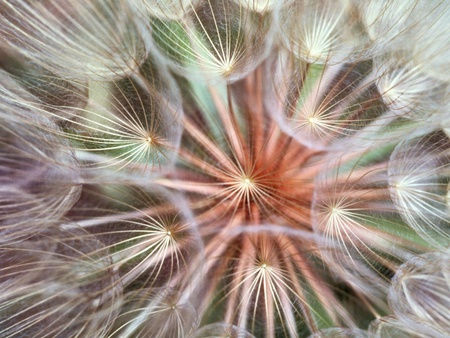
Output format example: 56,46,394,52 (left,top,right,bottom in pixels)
0,0,449,337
